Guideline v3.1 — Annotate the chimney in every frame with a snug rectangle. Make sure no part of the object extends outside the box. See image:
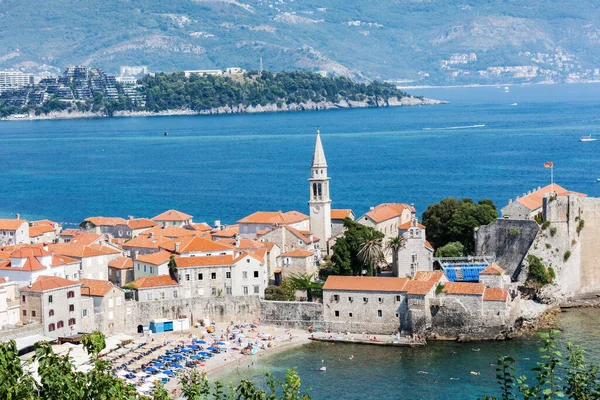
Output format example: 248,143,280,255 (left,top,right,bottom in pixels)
370,206,375,211
128,215,134,220
134,250,139,259
214,220,221,229
149,232,154,239
15,214,20,220
235,234,240,248
174,242,181,253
